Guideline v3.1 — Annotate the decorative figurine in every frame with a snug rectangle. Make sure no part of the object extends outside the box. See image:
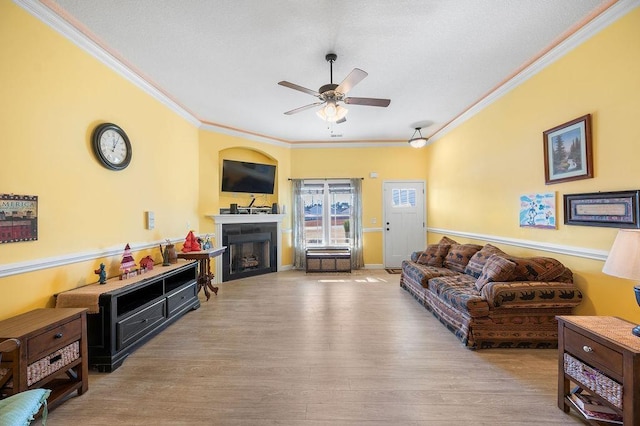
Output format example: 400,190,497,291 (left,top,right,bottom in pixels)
120,243,137,279
160,239,177,265
139,255,154,272
202,234,212,250
182,230,201,252
94,263,107,284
